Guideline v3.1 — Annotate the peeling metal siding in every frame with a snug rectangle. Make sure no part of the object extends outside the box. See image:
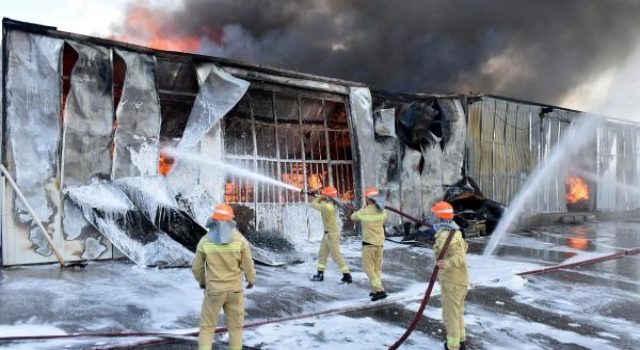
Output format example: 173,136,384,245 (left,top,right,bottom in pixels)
61,41,115,262
112,49,162,179
3,30,64,265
